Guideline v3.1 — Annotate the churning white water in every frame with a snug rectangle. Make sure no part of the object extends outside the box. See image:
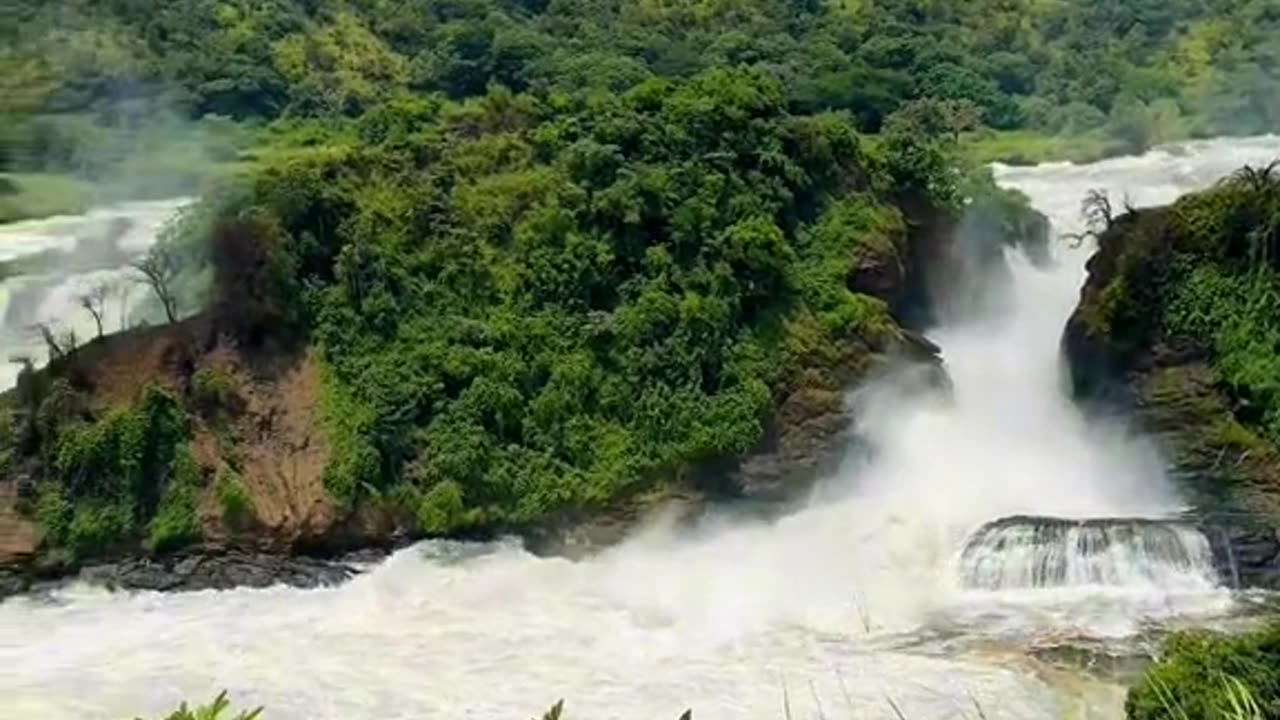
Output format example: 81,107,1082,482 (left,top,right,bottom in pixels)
0,198,189,390
956,517,1218,591
3,137,1280,720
